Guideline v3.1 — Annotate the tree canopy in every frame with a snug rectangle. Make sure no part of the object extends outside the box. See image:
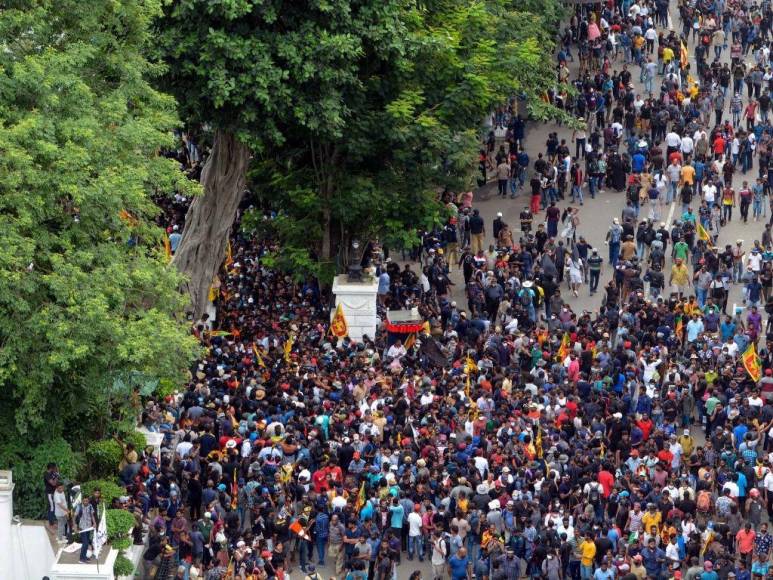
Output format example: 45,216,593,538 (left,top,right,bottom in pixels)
0,0,199,513
157,0,565,287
